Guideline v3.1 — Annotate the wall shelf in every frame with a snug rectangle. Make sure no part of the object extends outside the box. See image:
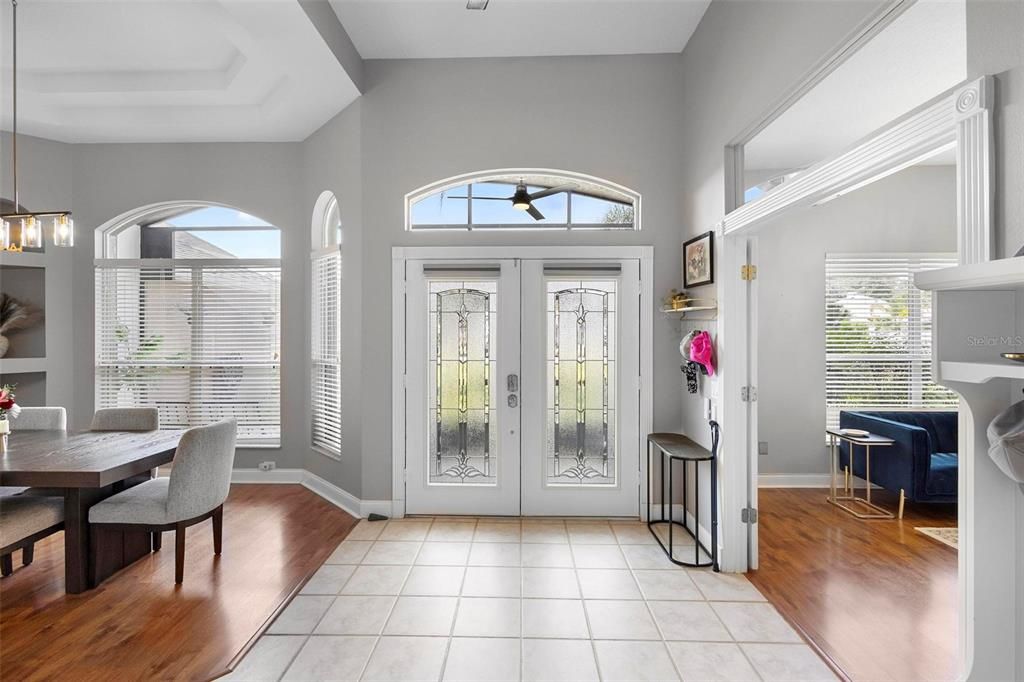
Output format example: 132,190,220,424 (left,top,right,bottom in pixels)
0,357,48,374
0,251,47,269
660,305,717,318
940,360,1024,384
